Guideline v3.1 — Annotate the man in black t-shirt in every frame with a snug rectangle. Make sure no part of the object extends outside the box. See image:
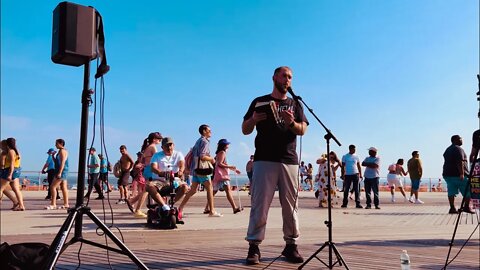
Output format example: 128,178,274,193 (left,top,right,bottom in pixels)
242,66,308,265
442,135,474,214
469,129,480,163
